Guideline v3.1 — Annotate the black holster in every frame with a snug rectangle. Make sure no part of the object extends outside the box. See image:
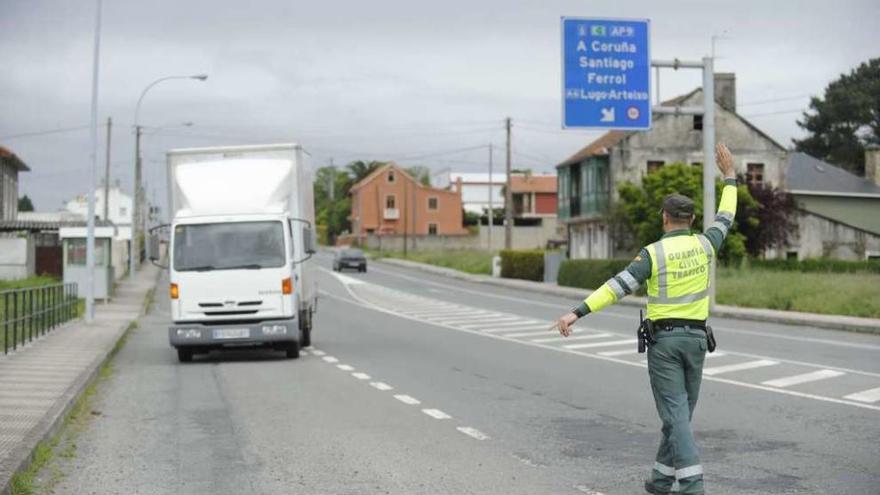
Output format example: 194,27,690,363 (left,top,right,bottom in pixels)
706,325,717,353
637,317,656,353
